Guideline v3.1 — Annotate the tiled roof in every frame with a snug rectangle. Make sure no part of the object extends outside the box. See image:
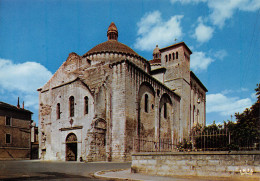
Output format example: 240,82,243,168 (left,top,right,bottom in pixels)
149,58,161,64
107,22,118,33
0,101,33,114
160,42,192,54
83,40,140,57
